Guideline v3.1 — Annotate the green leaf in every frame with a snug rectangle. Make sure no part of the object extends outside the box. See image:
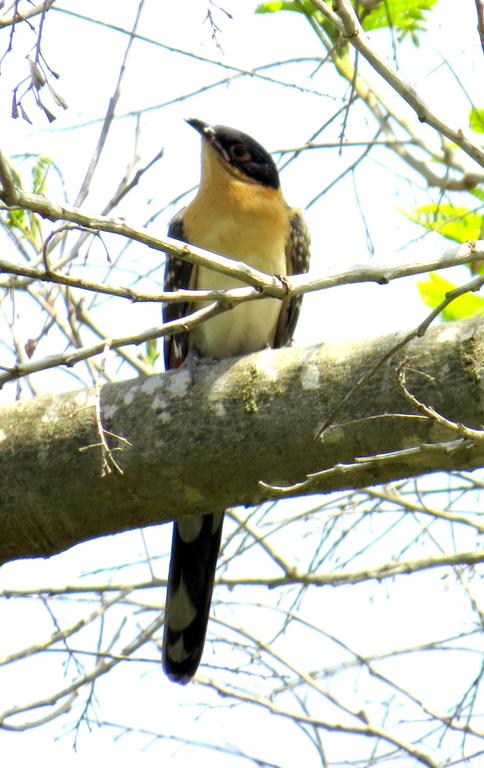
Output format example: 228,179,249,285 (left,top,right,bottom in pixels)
5,207,27,232
256,0,438,42
469,107,484,134
0,156,53,245
139,339,160,367
361,0,437,42
469,187,484,203
404,203,482,244
31,155,52,195
255,1,312,13
418,272,484,320
256,0,344,46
